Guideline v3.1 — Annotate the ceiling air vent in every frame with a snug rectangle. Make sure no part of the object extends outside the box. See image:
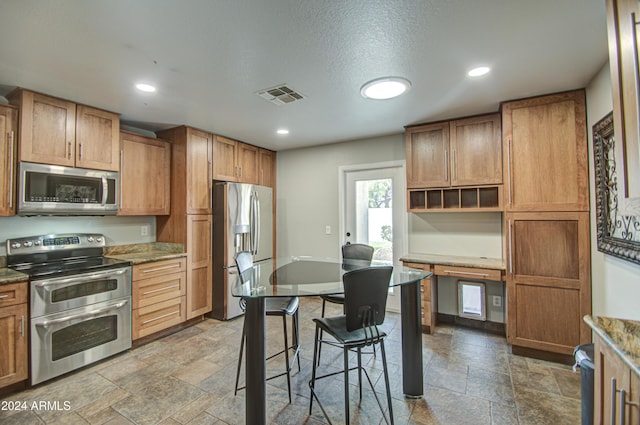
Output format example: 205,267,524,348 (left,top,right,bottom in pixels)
256,84,305,106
